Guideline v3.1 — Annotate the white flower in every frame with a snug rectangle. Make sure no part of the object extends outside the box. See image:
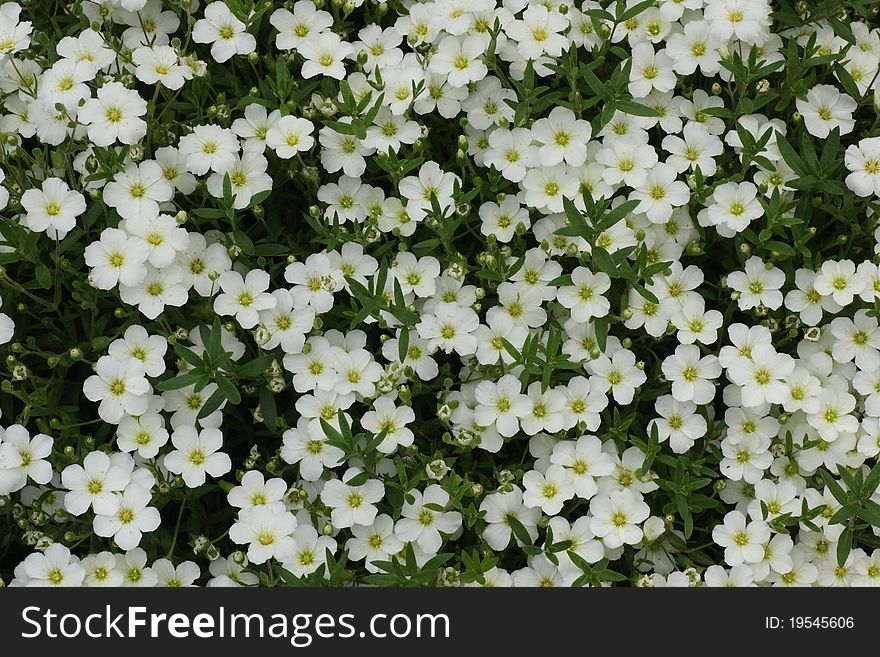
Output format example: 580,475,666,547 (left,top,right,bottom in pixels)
650,396,707,454
705,182,763,234
0,424,53,494
346,514,404,573
480,486,540,550
259,289,315,354
132,45,192,89
78,81,147,146
550,434,615,499
556,267,611,322
164,426,232,487
712,510,771,566
663,122,724,175
179,124,240,175
483,128,537,183
814,259,865,307
119,265,189,320
153,559,201,587
206,151,272,209
845,137,880,197
116,411,168,459
20,177,85,240
806,389,858,441
629,42,676,98
666,20,723,76
81,552,125,587
474,374,530,438
588,348,647,405
829,309,880,370
270,4,333,52
429,34,488,88
720,433,773,483
321,473,385,528
123,213,189,268
589,489,651,549
784,268,841,326
213,269,277,329
38,59,91,111
726,343,794,407
597,137,658,188
629,162,690,223
61,450,131,516
266,115,315,158
520,382,566,435
229,506,297,564
727,256,786,310
103,161,174,221
299,32,352,79
704,0,771,45
416,302,480,356
93,485,161,550
506,5,569,59
18,544,85,587
175,232,231,296
192,2,256,63
154,145,197,194
108,324,168,377
796,84,857,138
522,464,575,515
279,524,337,578
361,396,415,454
330,348,383,397
83,355,150,424
661,344,721,404
227,470,289,512
0,2,33,58
281,417,345,481
531,106,592,167
85,228,151,290
395,485,462,554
